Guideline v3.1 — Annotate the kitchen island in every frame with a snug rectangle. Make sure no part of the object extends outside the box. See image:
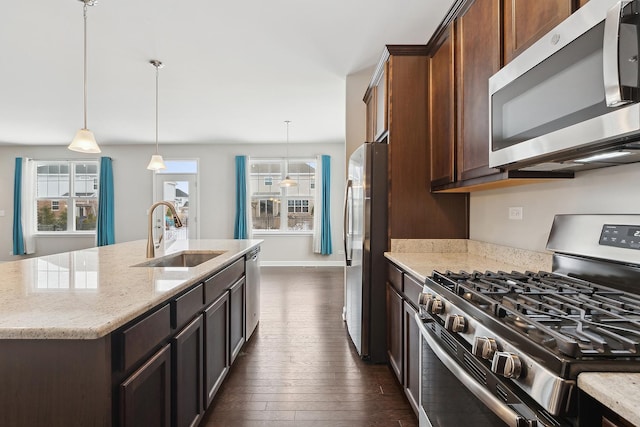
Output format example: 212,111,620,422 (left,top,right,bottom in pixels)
0,238,262,427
